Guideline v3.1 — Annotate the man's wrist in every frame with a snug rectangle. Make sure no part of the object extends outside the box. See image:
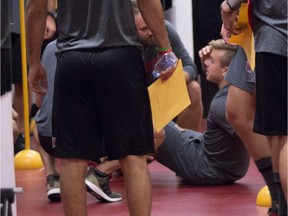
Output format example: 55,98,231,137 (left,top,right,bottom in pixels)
220,1,234,14
47,10,57,20
156,46,173,55
155,46,172,52
226,0,242,11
